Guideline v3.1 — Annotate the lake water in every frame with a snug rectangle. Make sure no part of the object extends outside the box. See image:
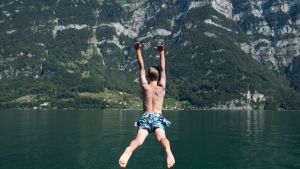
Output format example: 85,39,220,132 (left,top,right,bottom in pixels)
0,110,300,169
